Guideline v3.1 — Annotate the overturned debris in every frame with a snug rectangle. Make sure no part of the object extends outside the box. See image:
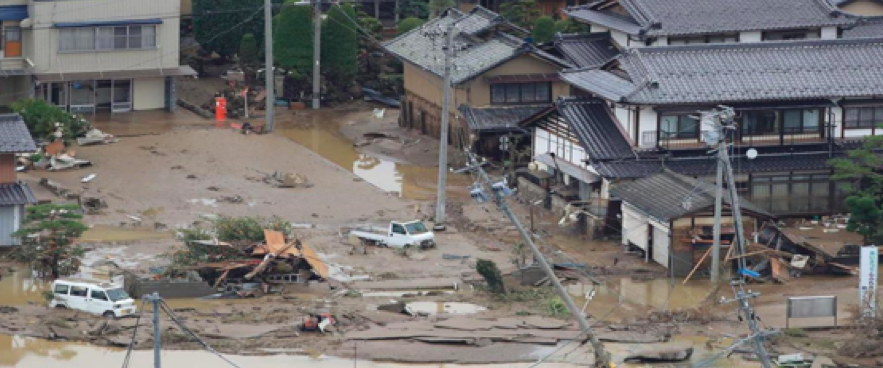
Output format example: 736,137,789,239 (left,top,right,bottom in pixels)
624,345,694,363
77,128,118,146
263,171,312,188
